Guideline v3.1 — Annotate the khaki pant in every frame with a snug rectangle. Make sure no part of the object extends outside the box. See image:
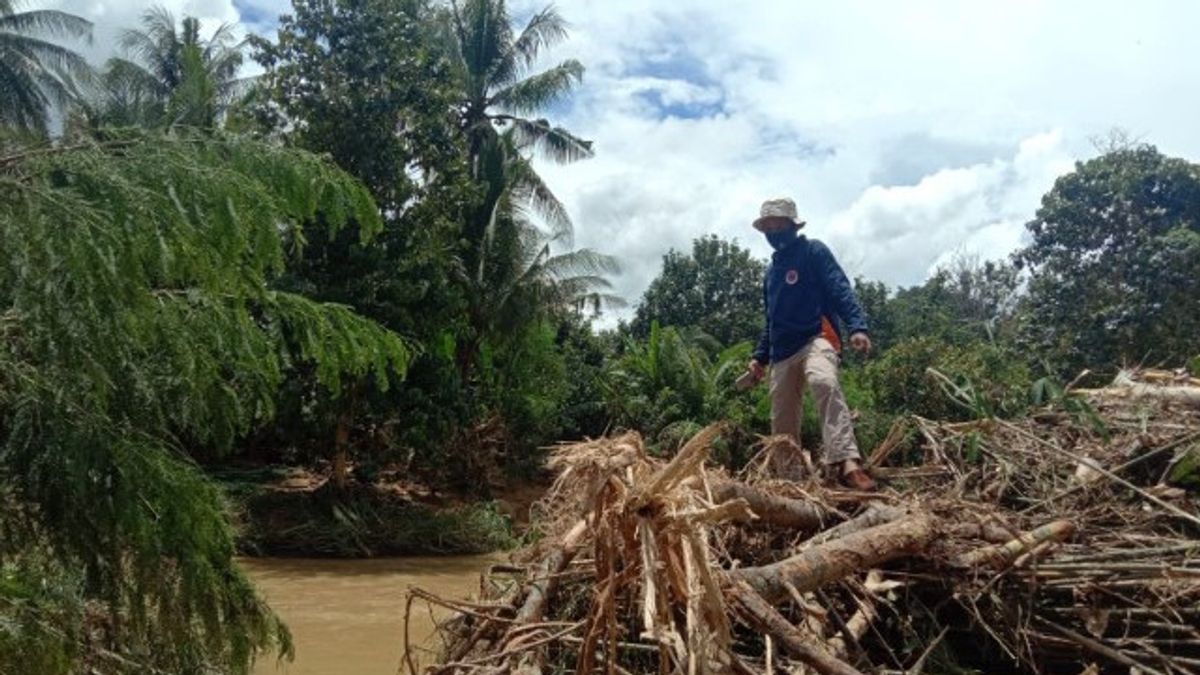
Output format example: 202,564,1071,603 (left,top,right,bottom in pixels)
769,337,861,465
